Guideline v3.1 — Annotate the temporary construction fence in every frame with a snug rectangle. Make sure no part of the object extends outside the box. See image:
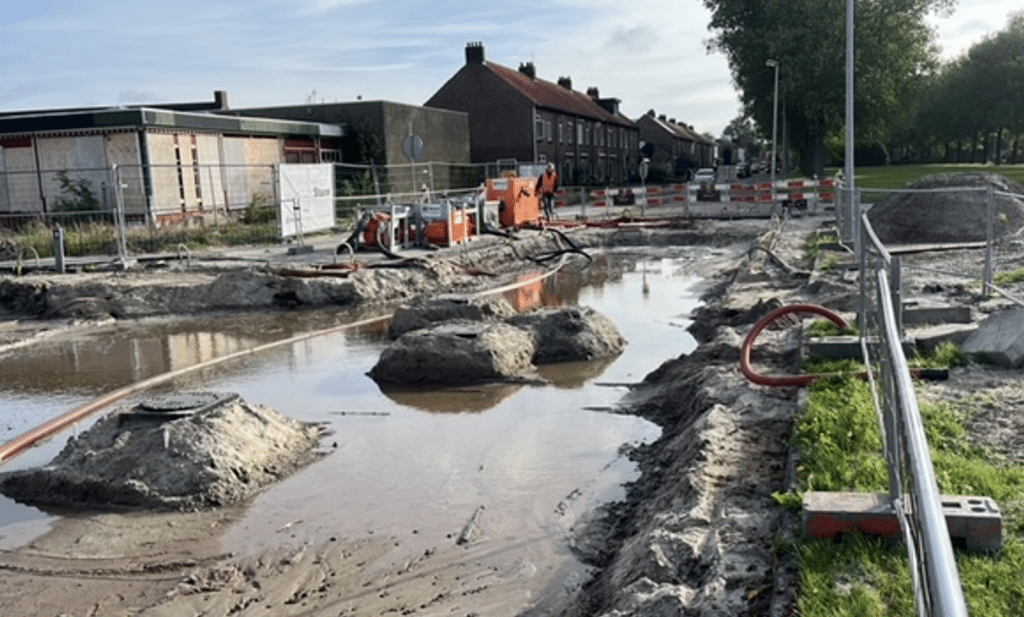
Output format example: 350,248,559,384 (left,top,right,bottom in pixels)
850,179,1024,616
0,160,525,262
0,164,279,226
857,210,971,617
587,176,838,217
